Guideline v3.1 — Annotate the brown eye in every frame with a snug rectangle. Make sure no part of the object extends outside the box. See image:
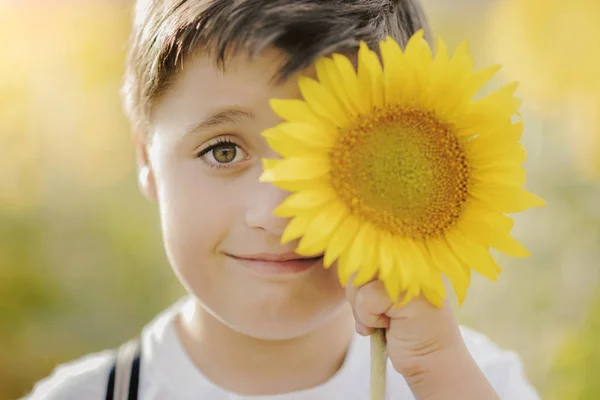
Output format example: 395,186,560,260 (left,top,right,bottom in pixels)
212,143,237,163
197,139,247,168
